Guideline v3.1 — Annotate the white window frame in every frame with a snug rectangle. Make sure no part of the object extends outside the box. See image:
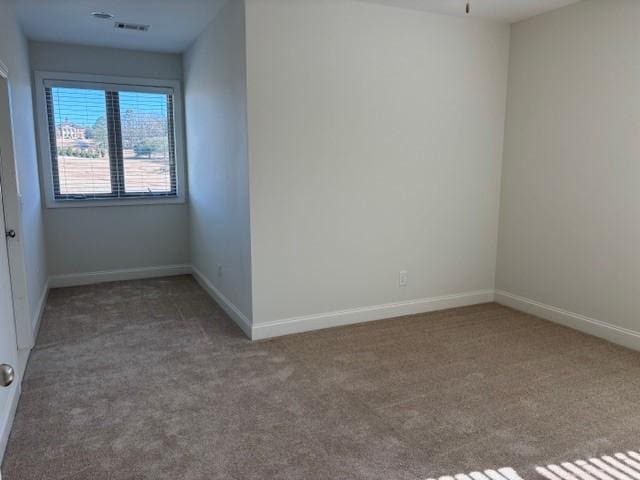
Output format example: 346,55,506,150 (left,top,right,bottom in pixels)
34,71,186,208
